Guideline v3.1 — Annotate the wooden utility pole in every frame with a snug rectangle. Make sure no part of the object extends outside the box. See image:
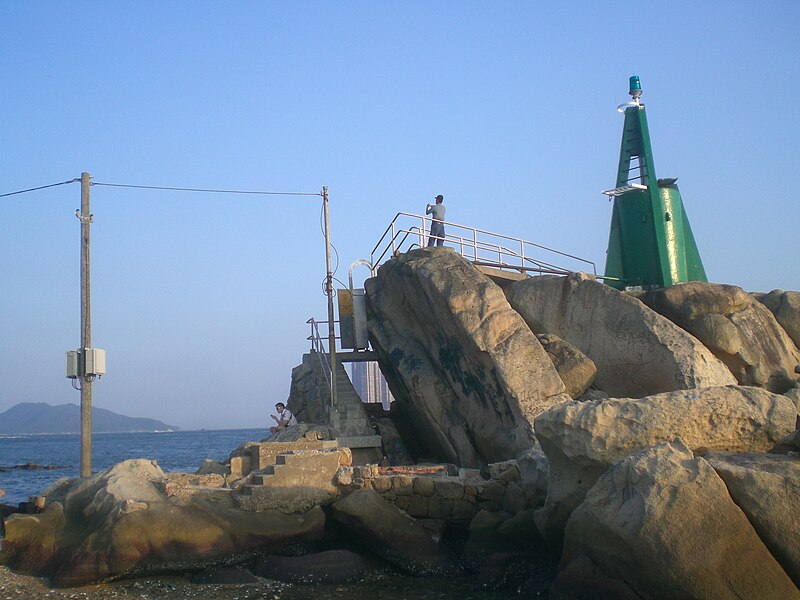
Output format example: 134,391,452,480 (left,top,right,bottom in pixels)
322,186,337,413
79,172,92,477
